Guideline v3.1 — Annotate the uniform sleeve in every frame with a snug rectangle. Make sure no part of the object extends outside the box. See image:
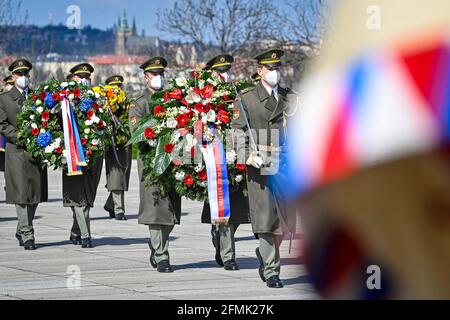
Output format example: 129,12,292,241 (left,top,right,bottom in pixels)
232,96,251,164
128,98,147,133
0,96,18,144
